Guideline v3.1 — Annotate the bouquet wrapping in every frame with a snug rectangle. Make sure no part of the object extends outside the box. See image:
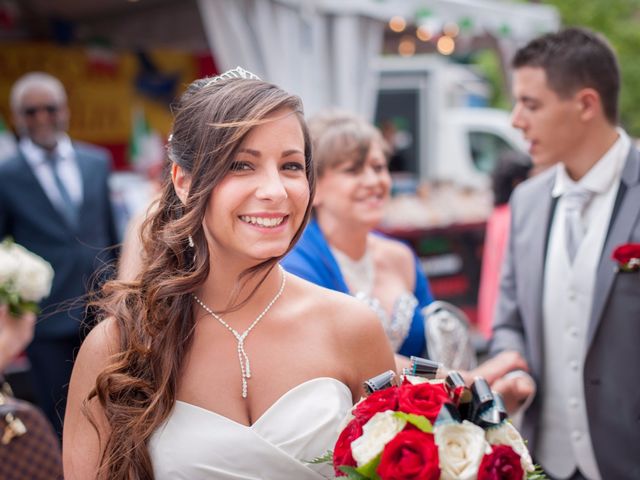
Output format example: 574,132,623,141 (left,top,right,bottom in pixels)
0,238,54,315
330,358,542,480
